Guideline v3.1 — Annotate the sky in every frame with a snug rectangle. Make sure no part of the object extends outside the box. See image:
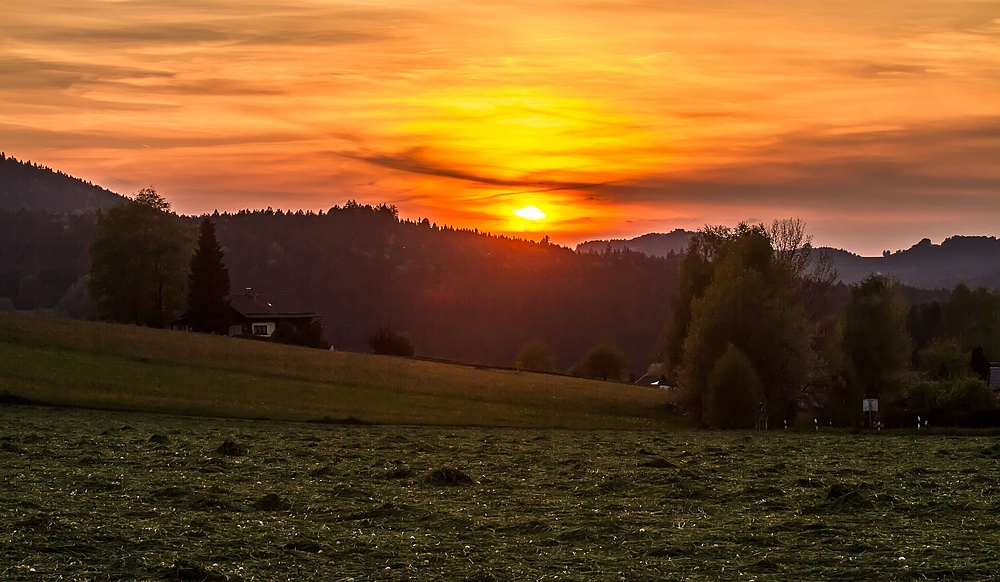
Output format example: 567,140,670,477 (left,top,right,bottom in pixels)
1,0,998,256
